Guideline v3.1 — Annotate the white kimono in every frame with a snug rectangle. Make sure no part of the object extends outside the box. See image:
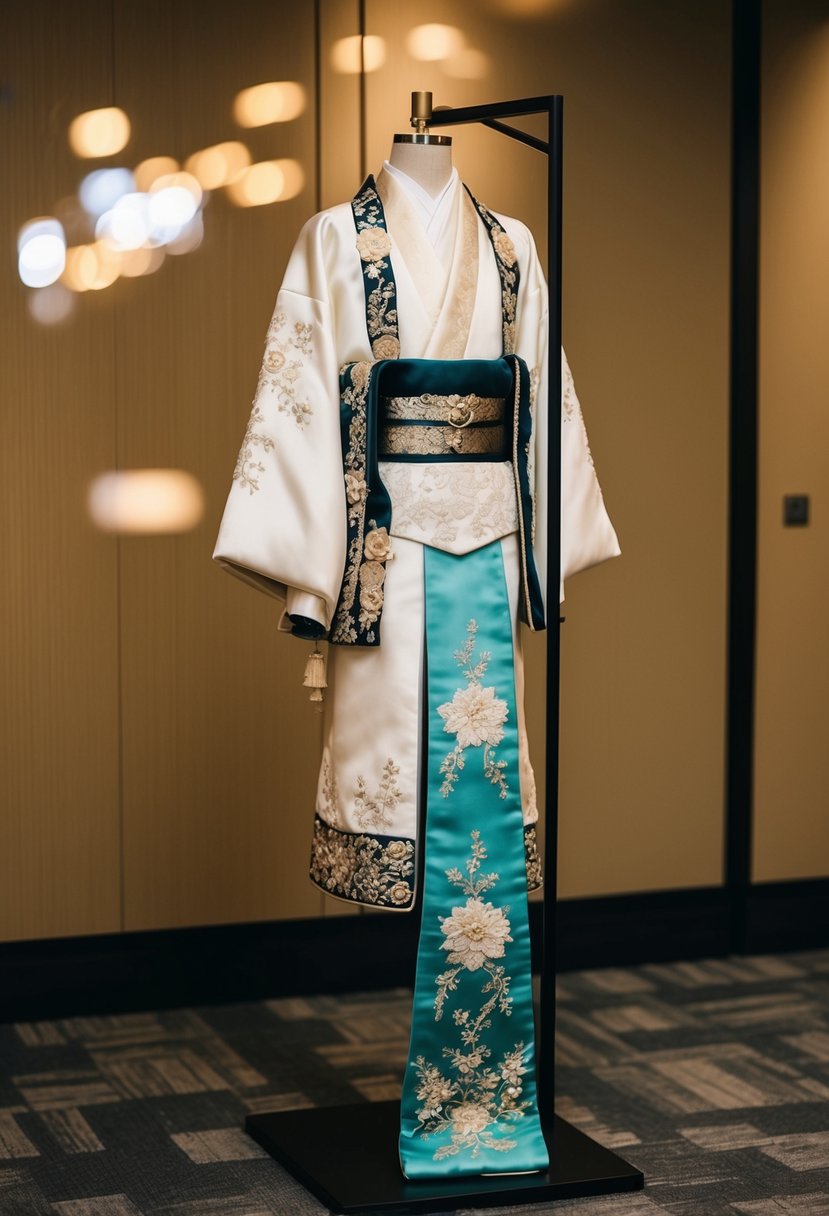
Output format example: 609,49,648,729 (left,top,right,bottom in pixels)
214,165,620,910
